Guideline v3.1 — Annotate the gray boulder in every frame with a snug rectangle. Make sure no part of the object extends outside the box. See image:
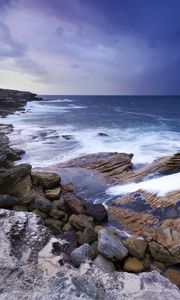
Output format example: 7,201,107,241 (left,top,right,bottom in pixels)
0,194,19,208
34,195,52,213
94,254,115,272
70,243,94,267
98,229,128,261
